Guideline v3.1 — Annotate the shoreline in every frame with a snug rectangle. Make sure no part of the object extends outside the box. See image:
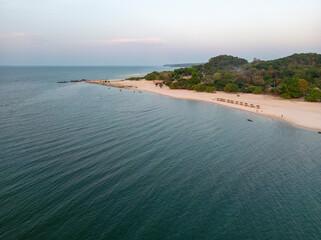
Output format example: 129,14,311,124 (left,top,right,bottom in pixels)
86,79,321,132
